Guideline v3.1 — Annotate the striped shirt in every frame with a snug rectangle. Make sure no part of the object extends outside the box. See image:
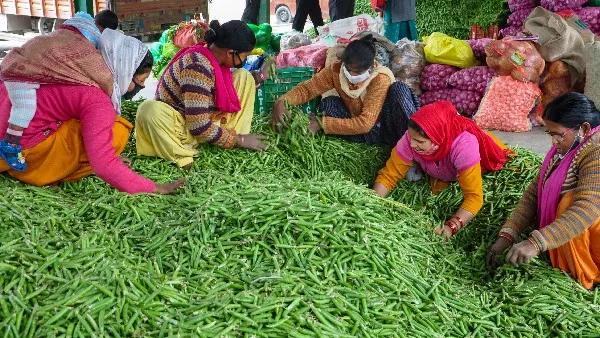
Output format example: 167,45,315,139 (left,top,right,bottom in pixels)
501,132,600,251
157,52,236,148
